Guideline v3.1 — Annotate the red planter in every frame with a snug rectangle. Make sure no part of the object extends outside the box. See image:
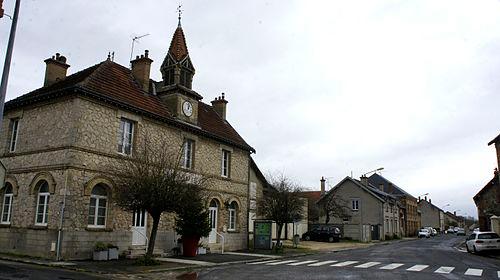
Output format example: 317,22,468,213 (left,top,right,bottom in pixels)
182,235,200,257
